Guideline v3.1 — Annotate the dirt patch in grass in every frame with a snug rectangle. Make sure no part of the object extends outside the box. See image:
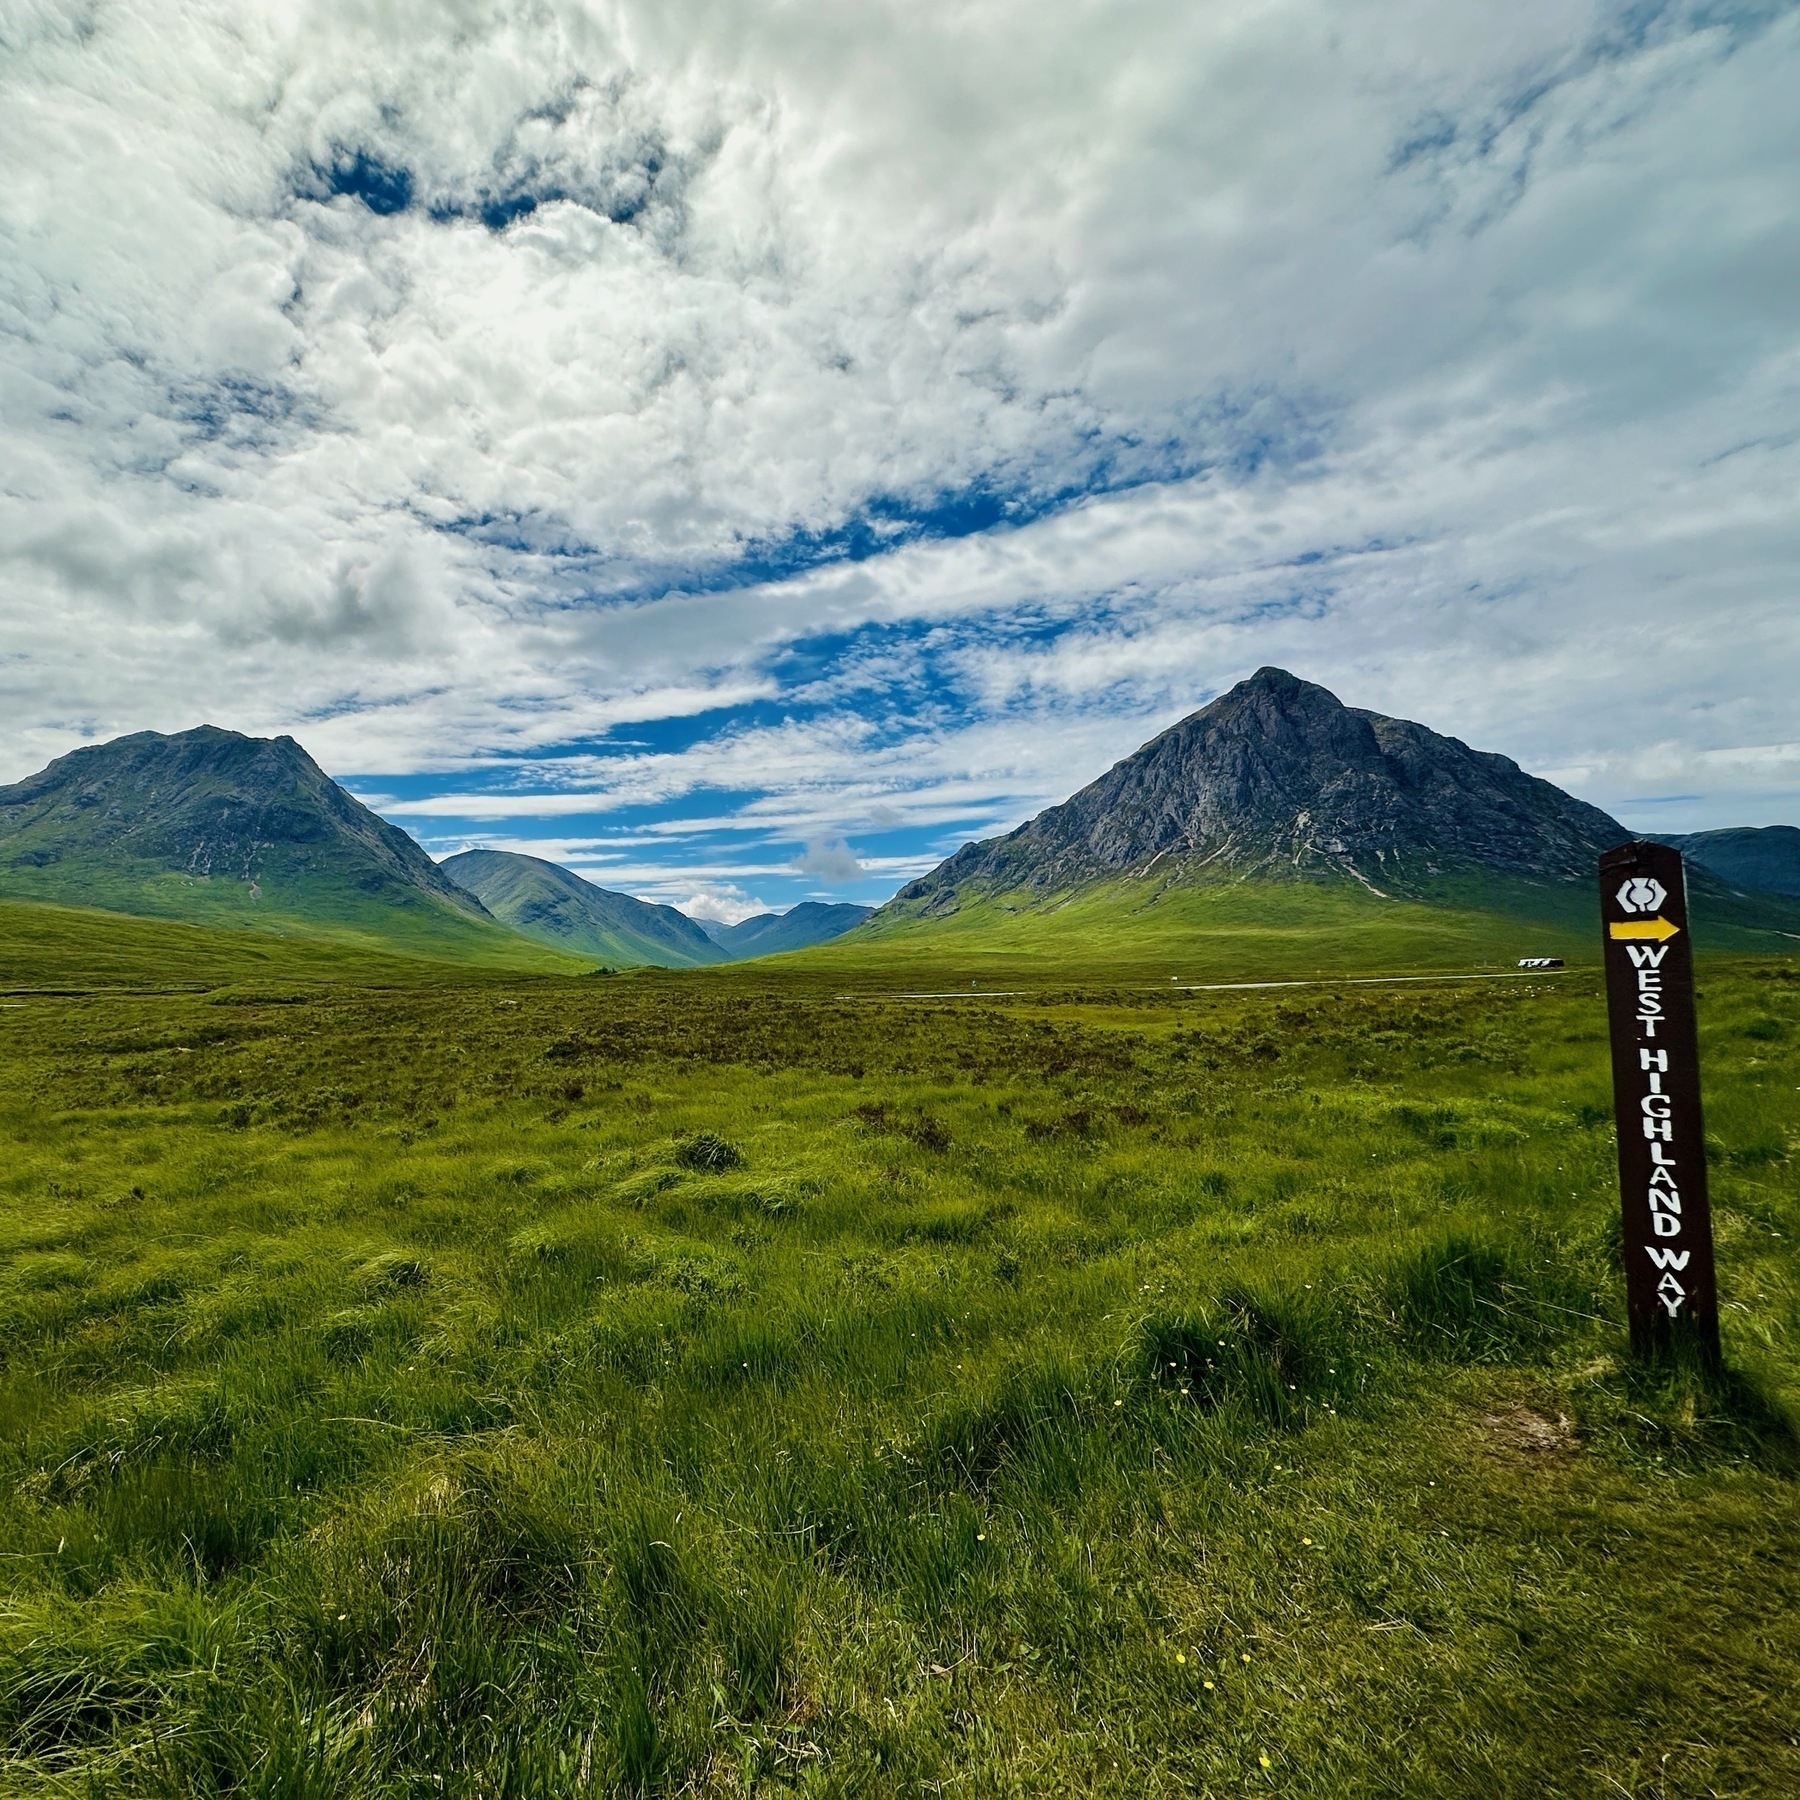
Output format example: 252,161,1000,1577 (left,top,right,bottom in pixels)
1479,1403,1581,1458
